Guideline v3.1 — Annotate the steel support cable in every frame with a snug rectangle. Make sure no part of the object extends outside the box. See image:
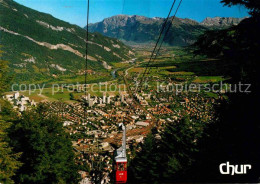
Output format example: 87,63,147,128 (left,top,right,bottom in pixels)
136,0,177,93
146,0,183,76
84,0,90,122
